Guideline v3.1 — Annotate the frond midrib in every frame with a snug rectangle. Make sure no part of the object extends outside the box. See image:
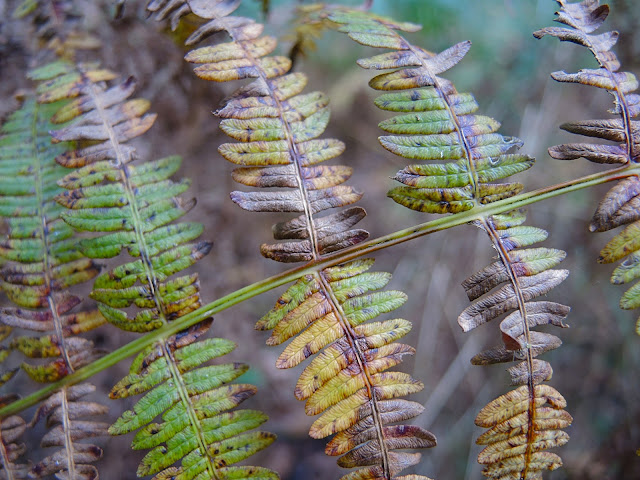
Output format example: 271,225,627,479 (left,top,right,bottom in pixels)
30,99,75,374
